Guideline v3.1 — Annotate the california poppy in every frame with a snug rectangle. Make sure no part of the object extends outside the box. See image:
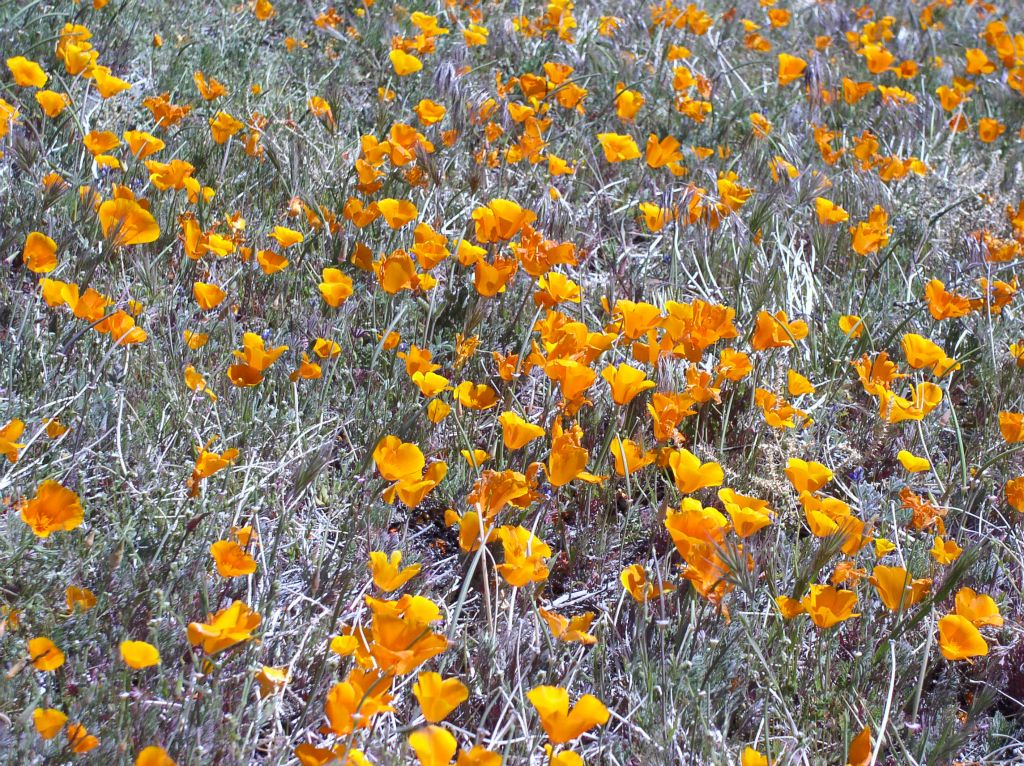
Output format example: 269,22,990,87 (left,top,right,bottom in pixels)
527,685,609,744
